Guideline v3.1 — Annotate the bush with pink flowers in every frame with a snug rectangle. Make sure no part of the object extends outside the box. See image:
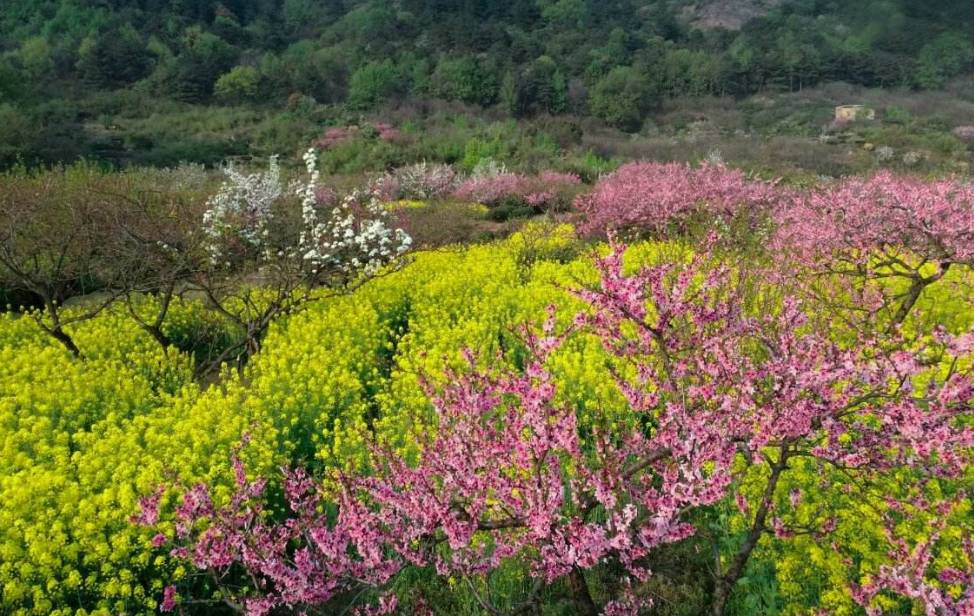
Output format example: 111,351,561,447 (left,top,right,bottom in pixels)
452,172,527,206
453,169,583,219
315,126,360,150
315,123,404,151
575,161,780,237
